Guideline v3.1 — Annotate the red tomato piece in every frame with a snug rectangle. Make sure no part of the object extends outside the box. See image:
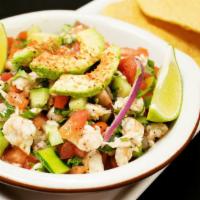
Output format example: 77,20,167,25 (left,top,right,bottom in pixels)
23,155,38,169
140,80,148,90
58,141,76,159
110,156,118,168
92,122,108,135
54,96,69,109
59,110,89,142
17,31,27,40
154,66,160,78
73,146,87,158
1,72,13,81
119,56,137,85
3,146,28,166
7,37,14,50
